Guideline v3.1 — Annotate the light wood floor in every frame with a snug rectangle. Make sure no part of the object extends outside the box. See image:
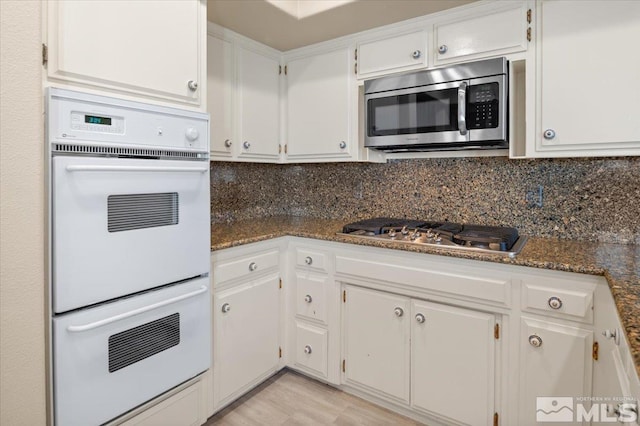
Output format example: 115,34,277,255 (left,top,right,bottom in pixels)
205,369,422,425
